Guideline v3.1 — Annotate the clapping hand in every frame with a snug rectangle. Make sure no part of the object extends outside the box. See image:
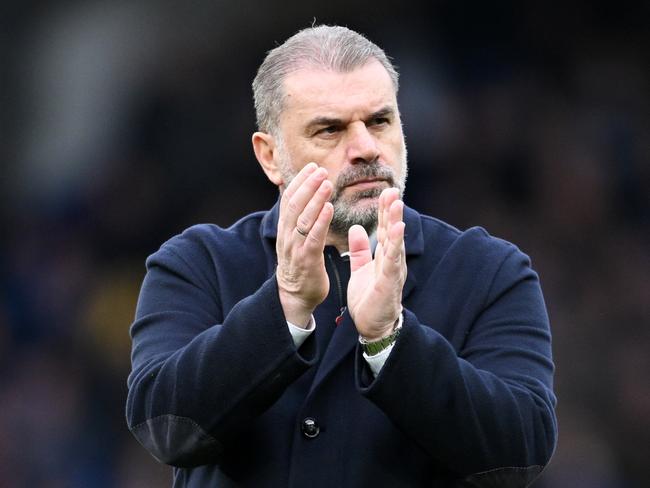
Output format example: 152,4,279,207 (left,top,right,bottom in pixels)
275,163,333,328
347,188,406,340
